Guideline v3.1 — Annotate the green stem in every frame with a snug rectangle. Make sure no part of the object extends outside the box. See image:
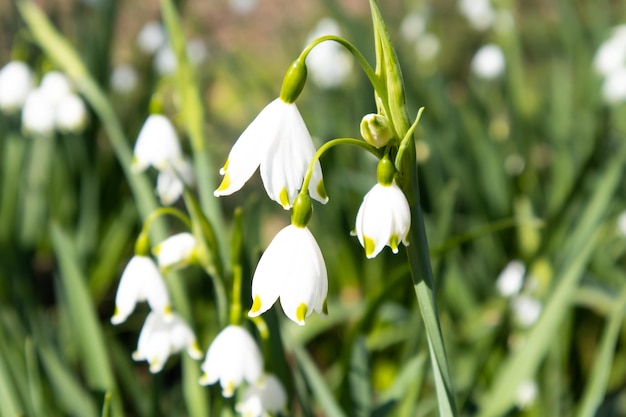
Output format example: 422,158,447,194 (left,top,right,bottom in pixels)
229,208,244,325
